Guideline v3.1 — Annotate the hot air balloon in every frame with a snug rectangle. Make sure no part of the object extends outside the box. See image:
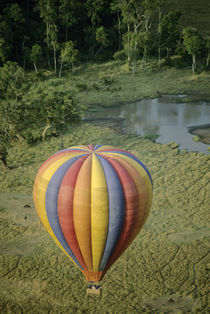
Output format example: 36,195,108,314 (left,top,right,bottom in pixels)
33,145,153,292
